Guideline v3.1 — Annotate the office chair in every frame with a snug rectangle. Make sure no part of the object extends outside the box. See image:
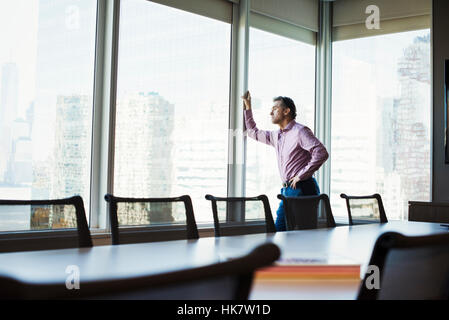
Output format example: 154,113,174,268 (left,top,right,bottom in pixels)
358,231,449,300
0,196,92,252
104,194,199,245
0,242,281,299
204,194,276,237
277,194,336,230
340,193,388,225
